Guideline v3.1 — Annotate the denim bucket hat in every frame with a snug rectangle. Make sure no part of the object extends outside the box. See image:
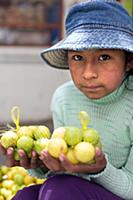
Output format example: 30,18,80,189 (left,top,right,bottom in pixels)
41,0,133,69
